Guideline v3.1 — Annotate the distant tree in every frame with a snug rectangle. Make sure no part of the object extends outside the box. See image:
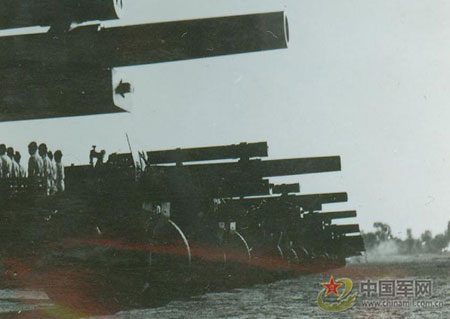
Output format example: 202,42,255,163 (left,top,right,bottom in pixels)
373,222,393,241
362,221,450,255
414,239,423,253
431,234,449,253
405,228,415,254
421,230,433,252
